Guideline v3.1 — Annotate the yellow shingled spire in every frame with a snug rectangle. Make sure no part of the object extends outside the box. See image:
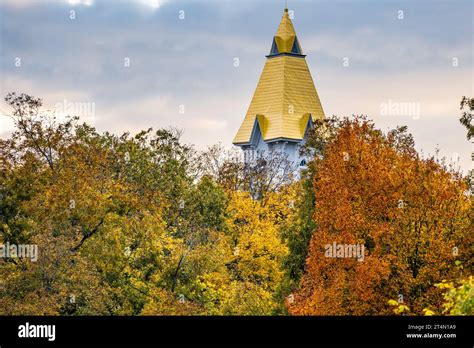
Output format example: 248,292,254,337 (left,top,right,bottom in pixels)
274,8,298,53
233,8,325,145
